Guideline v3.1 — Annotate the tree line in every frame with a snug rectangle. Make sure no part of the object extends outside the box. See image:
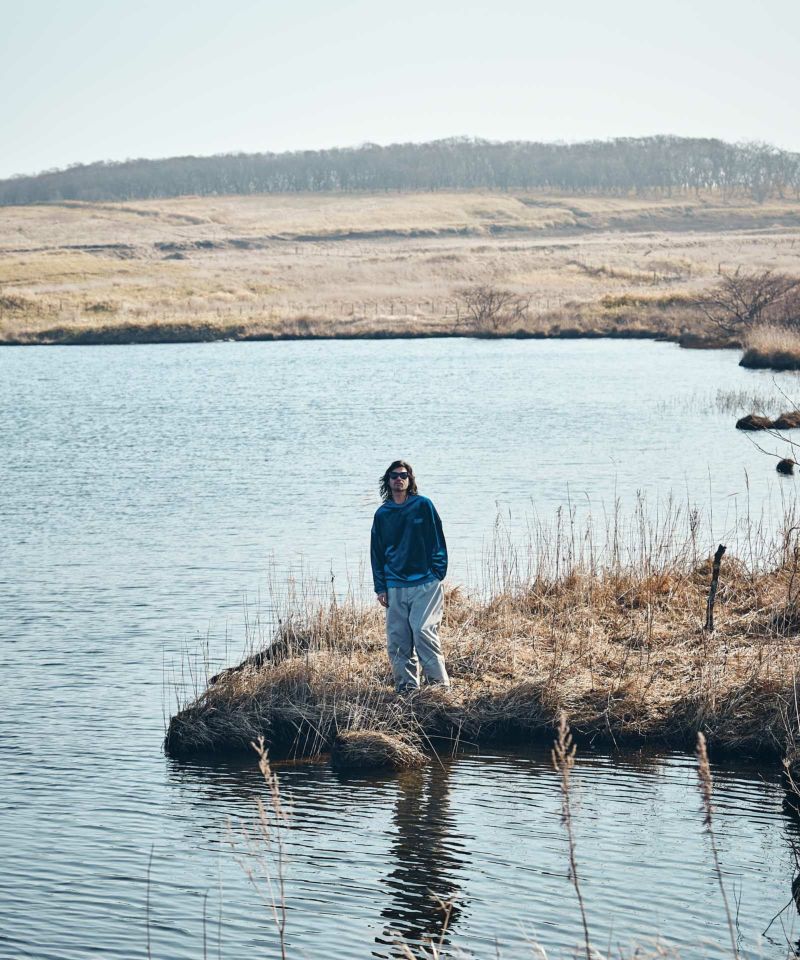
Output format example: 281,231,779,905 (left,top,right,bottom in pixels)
2,136,799,205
